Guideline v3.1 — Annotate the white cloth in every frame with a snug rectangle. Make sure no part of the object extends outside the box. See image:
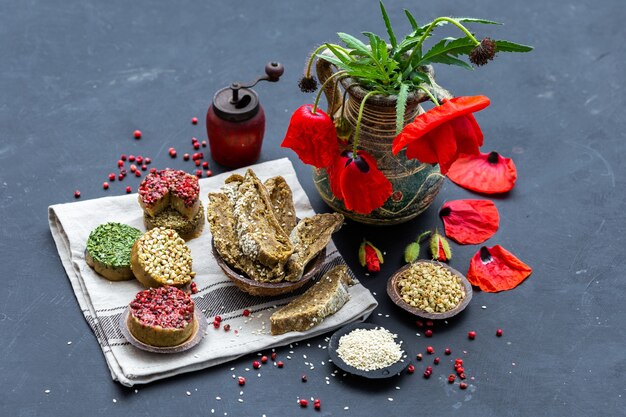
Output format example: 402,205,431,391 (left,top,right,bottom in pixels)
48,158,377,386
